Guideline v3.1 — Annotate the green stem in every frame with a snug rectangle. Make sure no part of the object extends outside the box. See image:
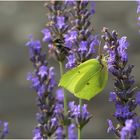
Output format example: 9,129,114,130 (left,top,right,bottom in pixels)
78,99,82,139
78,126,81,140
59,61,68,137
